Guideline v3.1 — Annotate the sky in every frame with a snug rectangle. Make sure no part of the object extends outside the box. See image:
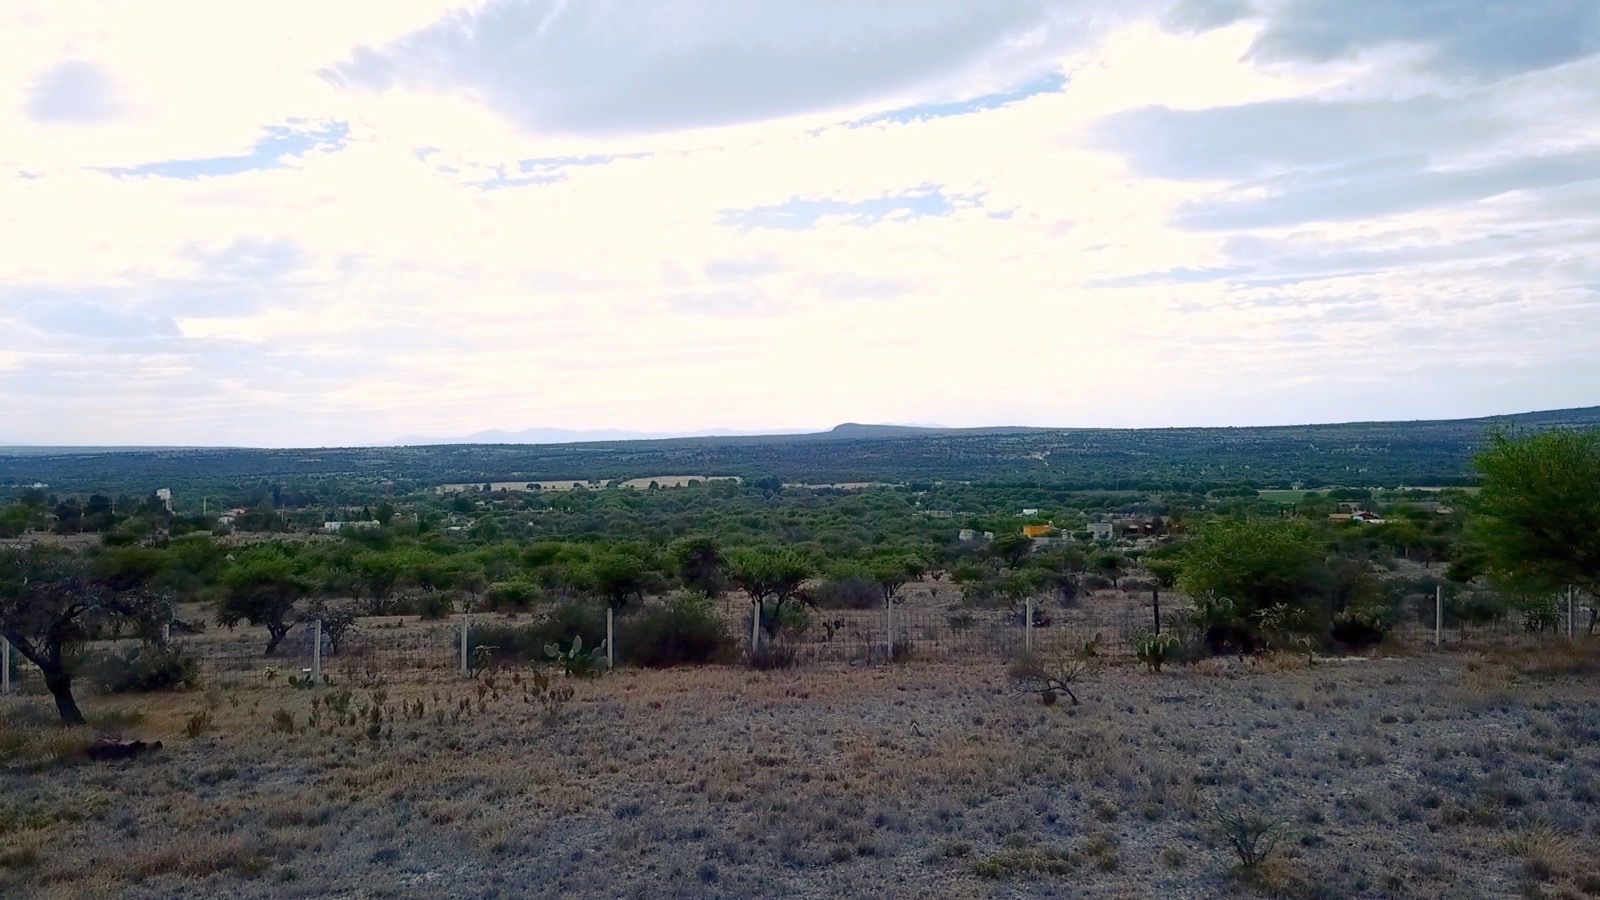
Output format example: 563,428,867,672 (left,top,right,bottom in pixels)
3,0,1599,447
